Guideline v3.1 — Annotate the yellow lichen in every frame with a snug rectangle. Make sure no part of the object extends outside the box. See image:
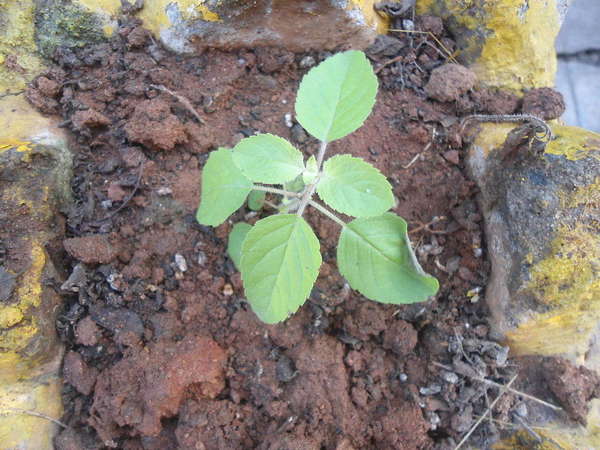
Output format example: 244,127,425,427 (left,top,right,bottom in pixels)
349,0,389,33
0,0,45,93
0,376,63,449
0,306,24,329
545,125,600,161
136,0,221,36
417,0,559,90
525,225,600,307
